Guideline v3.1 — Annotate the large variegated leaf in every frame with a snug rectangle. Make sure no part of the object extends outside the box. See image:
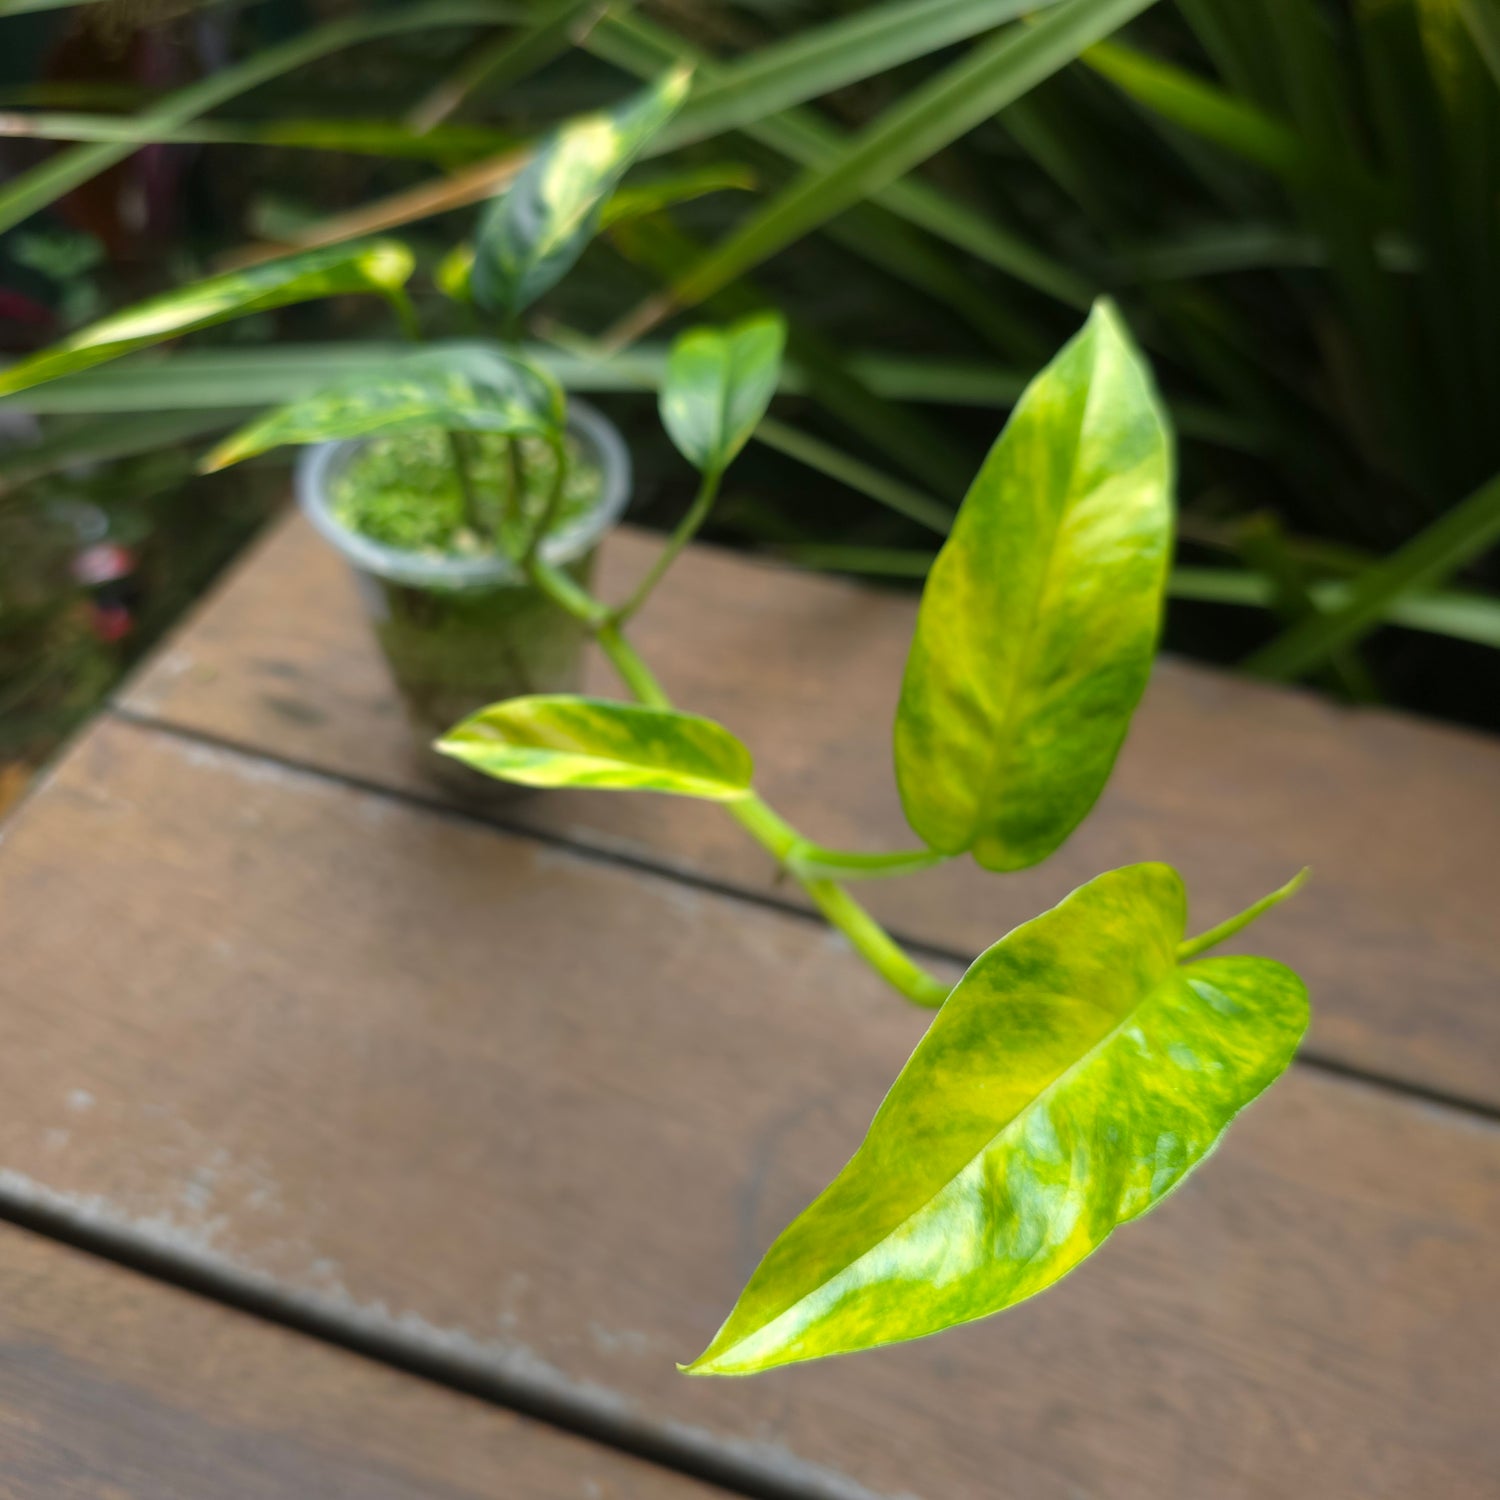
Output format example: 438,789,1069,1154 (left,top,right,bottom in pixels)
438,695,754,799
0,241,414,397
470,67,691,317
894,299,1173,872
659,313,786,475
199,347,563,472
685,863,1308,1376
